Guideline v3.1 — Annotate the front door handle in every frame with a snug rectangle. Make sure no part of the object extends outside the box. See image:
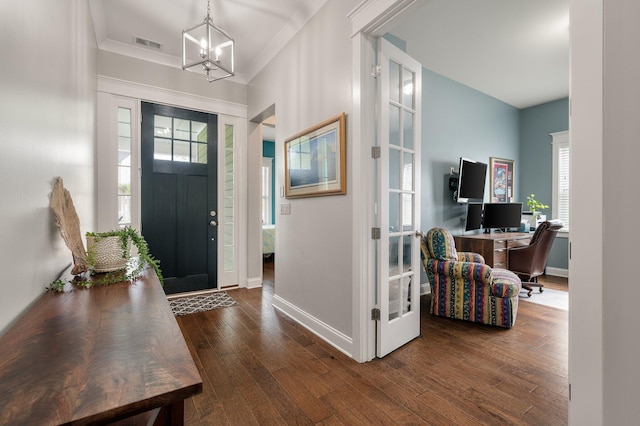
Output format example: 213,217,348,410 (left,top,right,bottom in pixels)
210,220,217,227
